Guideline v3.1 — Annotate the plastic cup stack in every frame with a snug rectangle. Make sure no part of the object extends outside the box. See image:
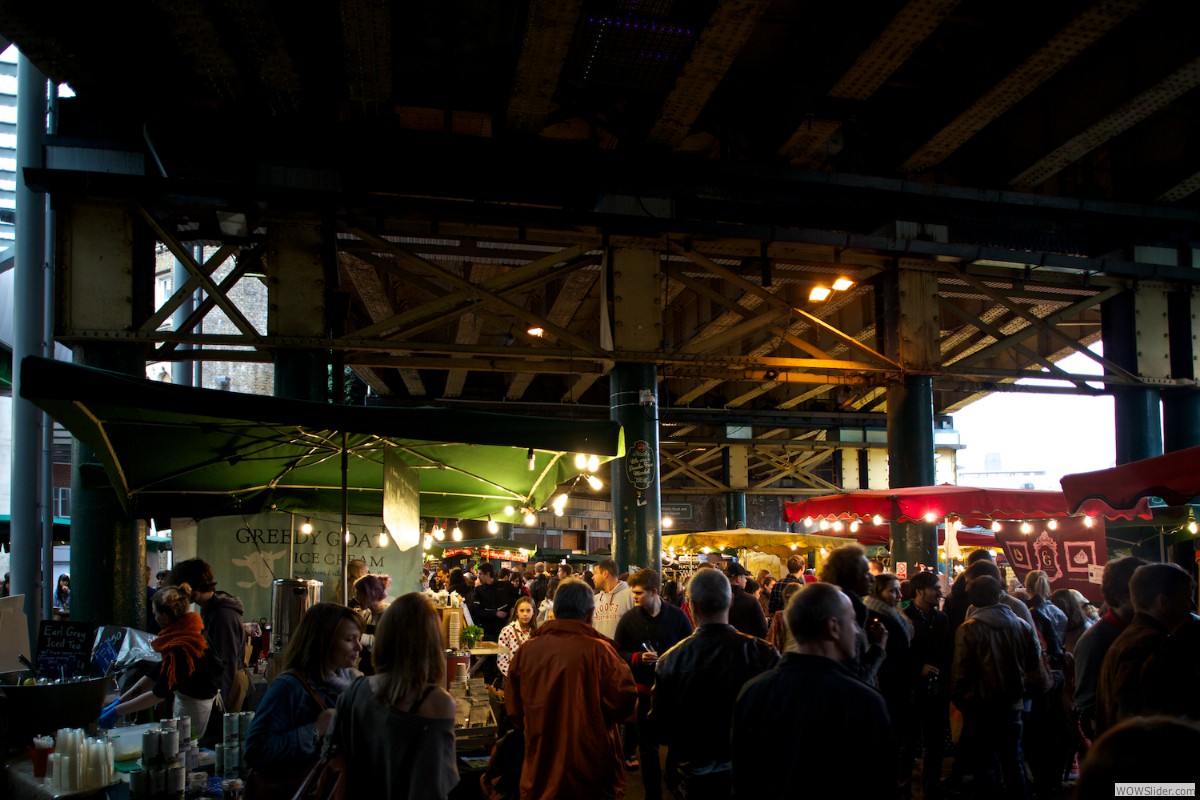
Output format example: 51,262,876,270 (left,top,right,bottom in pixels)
45,728,113,792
